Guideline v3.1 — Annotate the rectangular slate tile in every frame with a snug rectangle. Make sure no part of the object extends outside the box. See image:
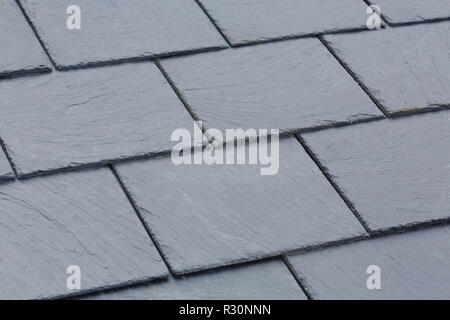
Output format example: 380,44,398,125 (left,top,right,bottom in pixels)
18,0,226,69
84,259,306,300
287,225,450,299
0,61,194,178
371,0,450,25
115,137,367,275
160,38,383,134
0,167,167,300
0,150,14,182
197,0,370,46
324,23,450,114
300,111,450,231
0,0,50,77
